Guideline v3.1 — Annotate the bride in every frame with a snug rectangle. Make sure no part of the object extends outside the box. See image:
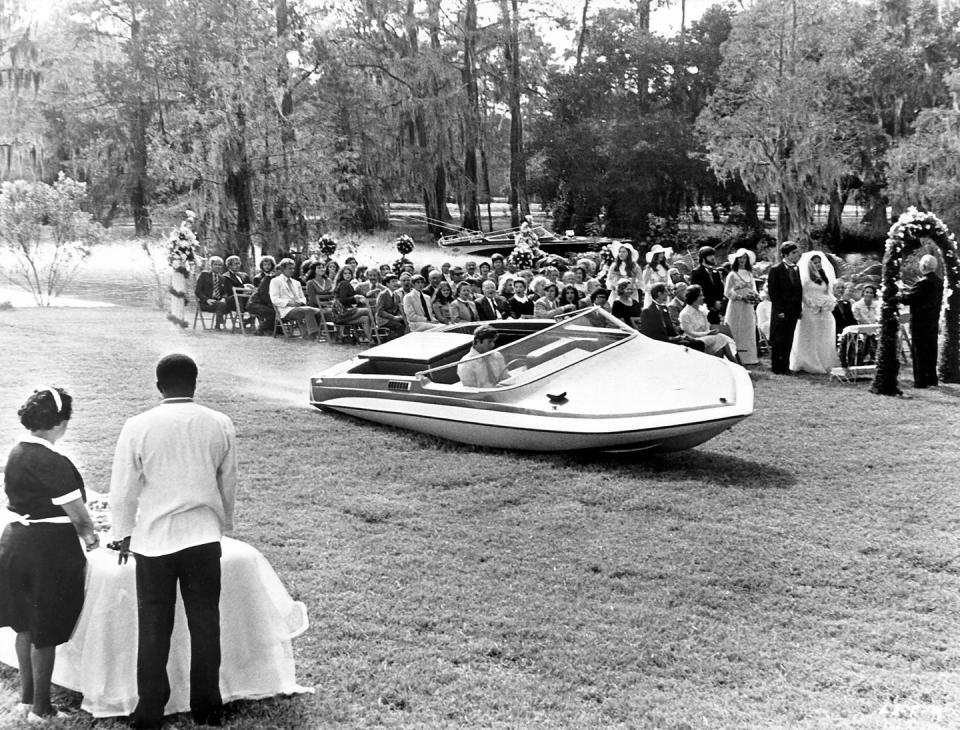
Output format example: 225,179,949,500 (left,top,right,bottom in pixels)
790,251,840,374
